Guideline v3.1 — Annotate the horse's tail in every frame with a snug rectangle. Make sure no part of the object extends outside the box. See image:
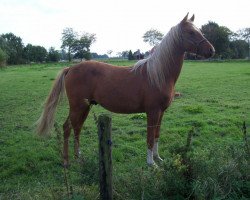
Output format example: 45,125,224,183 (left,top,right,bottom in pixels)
36,67,70,136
